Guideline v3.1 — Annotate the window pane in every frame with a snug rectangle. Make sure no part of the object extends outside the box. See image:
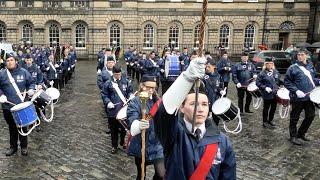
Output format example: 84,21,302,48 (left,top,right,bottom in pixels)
75,24,86,48
110,24,121,47
219,24,230,48
169,25,179,49
143,24,154,48
194,24,200,48
0,23,6,42
49,24,60,47
244,24,255,48
22,24,33,42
